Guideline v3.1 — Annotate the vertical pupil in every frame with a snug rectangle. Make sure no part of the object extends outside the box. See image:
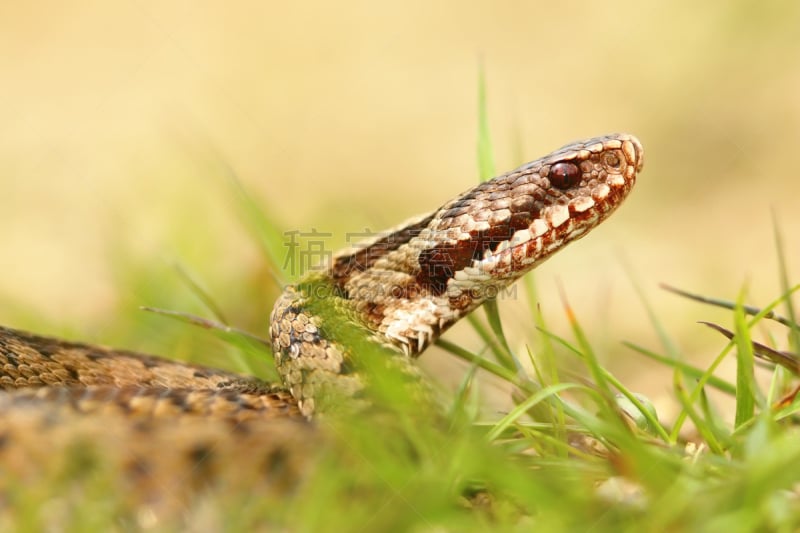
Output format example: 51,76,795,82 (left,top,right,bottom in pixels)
548,163,580,189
